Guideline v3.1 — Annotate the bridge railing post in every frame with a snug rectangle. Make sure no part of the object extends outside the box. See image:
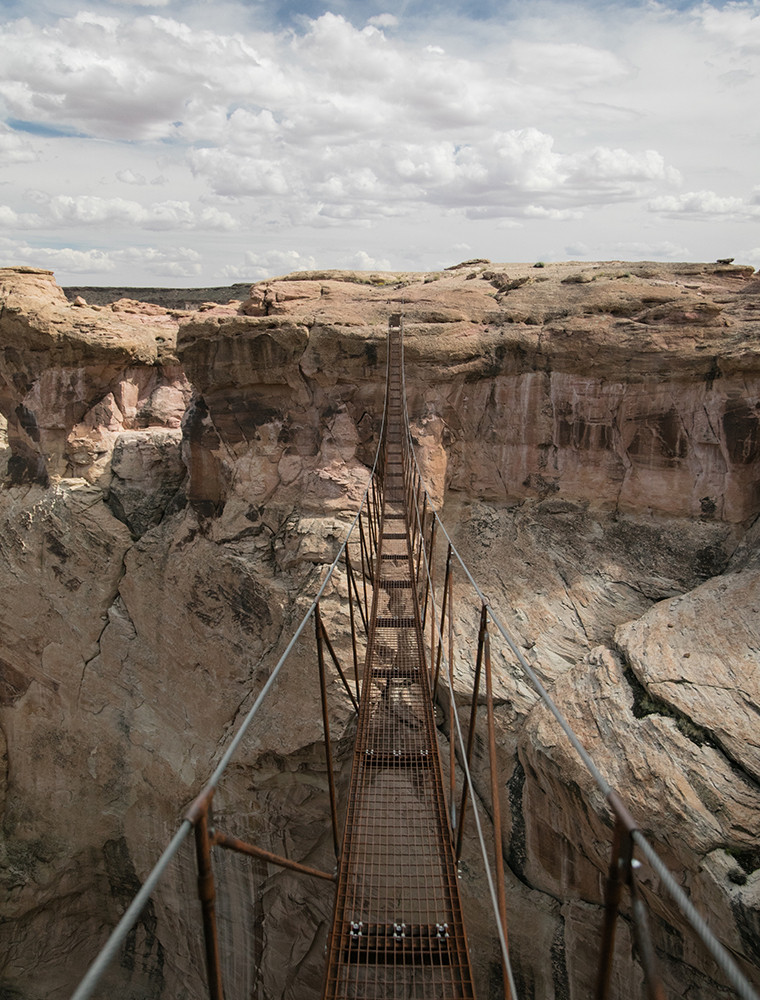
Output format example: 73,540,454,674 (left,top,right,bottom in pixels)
343,546,362,700
455,602,488,862
315,603,341,861
595,793,665,1000
432,543,453,698
415,493,427,586
186,788,225,1000
448,553,457,835
484,627,512,1000
421,512,436,631
357,512,371,615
